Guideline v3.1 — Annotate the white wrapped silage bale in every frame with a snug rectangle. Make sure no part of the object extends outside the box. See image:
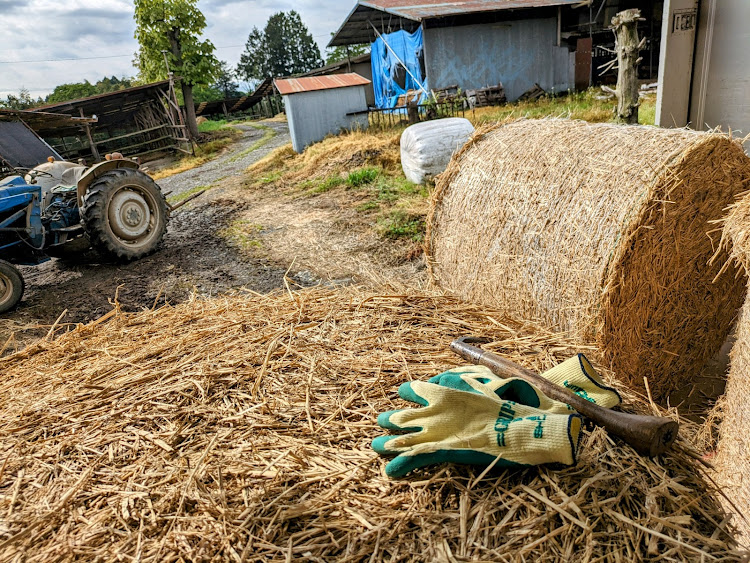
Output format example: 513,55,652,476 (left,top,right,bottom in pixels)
400,118,474,184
